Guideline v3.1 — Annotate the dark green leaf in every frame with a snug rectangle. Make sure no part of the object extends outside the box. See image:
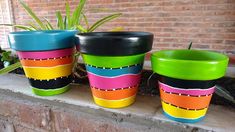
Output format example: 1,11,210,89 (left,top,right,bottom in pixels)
188,42,192,50
88,13,122,32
